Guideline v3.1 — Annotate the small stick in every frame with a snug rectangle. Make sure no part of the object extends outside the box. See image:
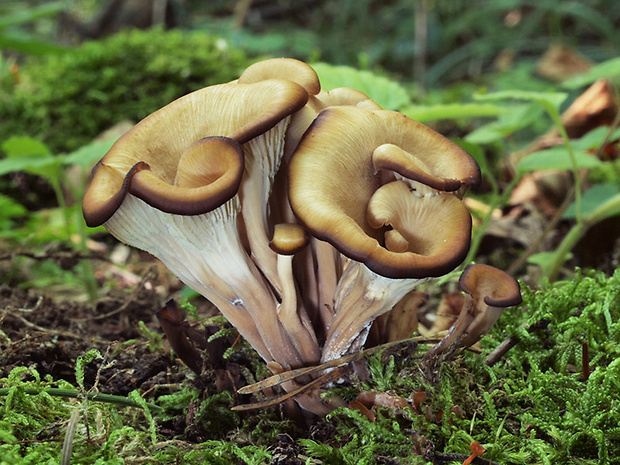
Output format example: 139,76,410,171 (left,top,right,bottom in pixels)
237,336,435,395
485,318,551,366
231,364,350,411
